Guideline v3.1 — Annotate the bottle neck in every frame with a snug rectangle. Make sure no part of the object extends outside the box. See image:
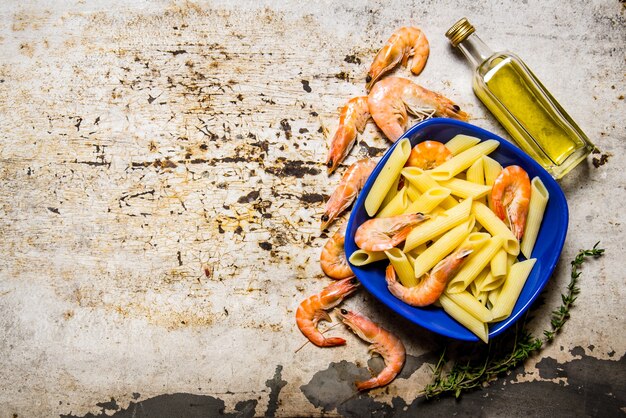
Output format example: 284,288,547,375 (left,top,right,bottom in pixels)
457,33,494,68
